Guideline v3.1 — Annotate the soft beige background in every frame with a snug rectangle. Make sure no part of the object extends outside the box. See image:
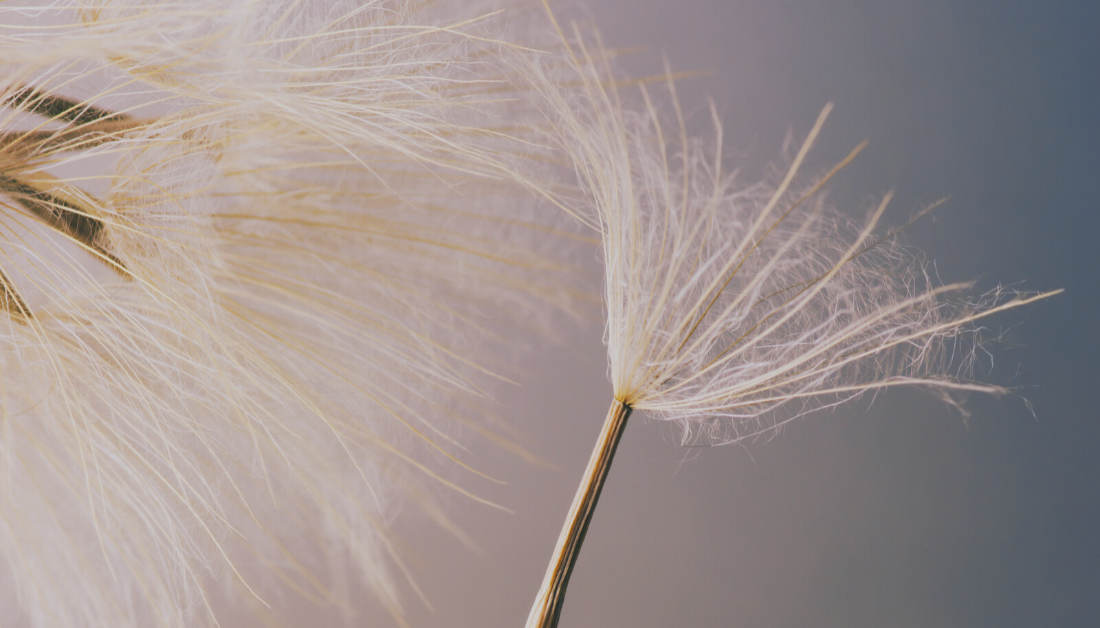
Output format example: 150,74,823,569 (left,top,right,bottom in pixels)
244,1,1094,626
